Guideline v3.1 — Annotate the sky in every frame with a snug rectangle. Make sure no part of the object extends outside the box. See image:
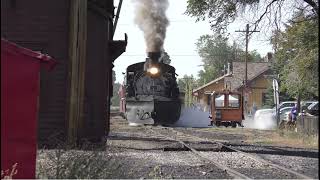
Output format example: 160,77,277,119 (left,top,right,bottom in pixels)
113,0,274,83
